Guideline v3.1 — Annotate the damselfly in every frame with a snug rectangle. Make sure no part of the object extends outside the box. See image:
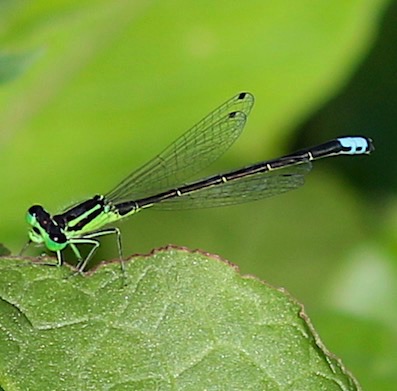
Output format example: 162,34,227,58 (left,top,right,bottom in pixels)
22,92,374,271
